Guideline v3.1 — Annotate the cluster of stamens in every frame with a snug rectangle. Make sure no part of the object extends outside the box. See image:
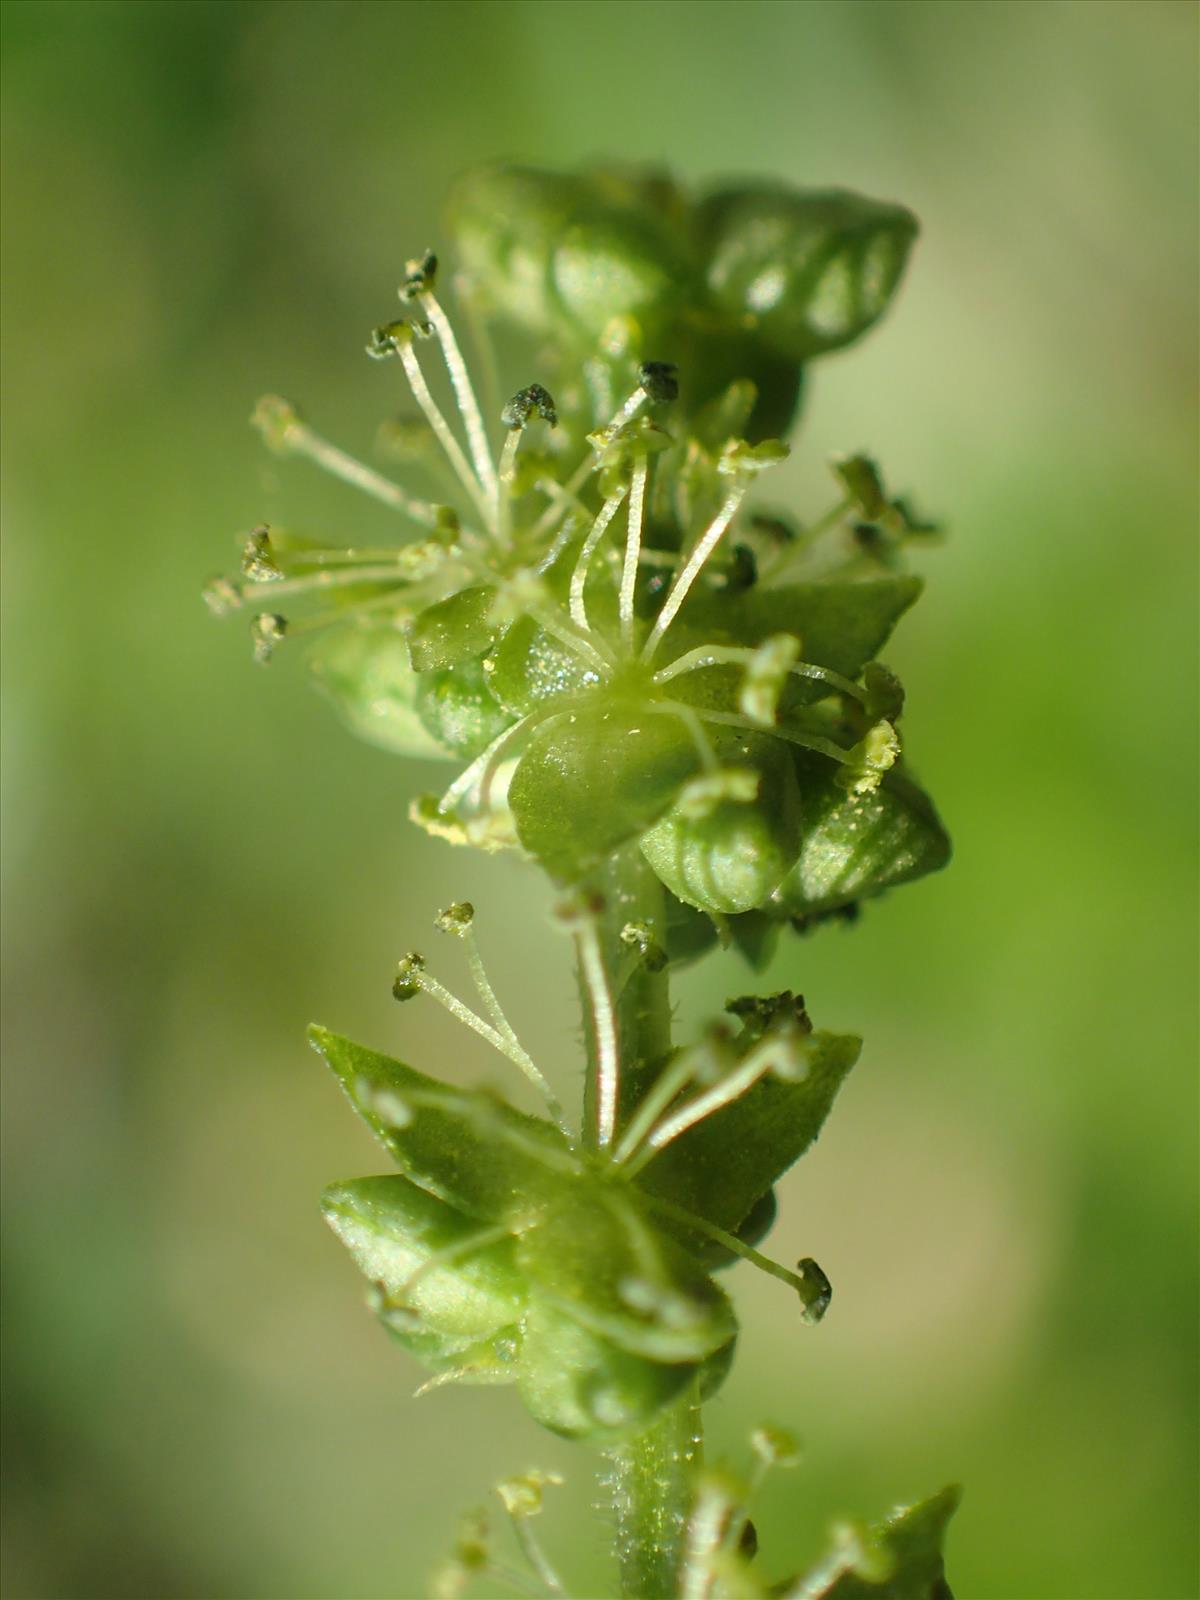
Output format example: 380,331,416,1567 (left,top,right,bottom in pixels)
205,251,929,849
386,897,833,1326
